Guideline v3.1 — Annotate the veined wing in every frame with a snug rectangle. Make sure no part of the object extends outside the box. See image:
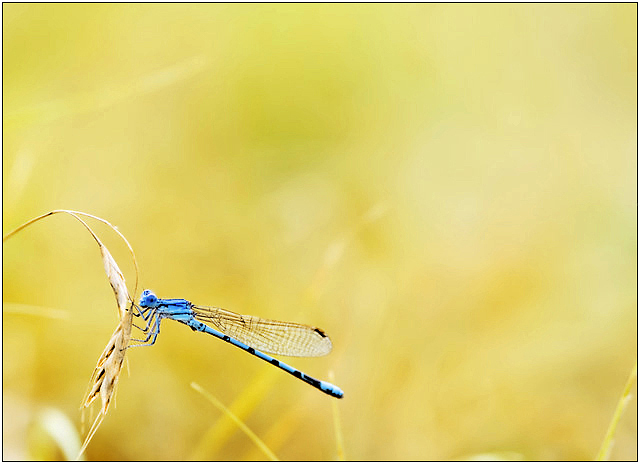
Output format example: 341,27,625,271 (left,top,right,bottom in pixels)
191,305,333,357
